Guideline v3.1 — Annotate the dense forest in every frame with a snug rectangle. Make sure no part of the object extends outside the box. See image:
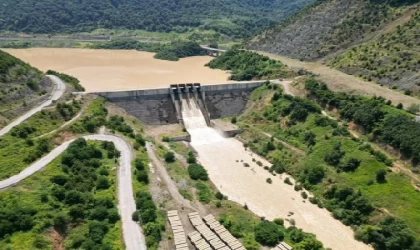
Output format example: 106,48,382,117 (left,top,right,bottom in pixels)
206,48,293,80
92,40,205,61
0,0,313,38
